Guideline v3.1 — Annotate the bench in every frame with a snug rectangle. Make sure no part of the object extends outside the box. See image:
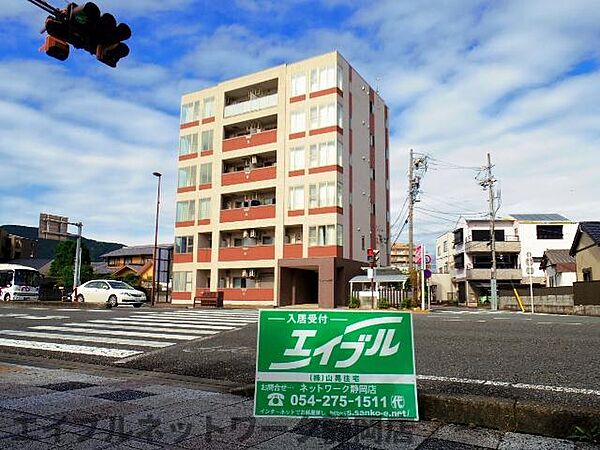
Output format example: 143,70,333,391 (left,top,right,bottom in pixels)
194,291,224,308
